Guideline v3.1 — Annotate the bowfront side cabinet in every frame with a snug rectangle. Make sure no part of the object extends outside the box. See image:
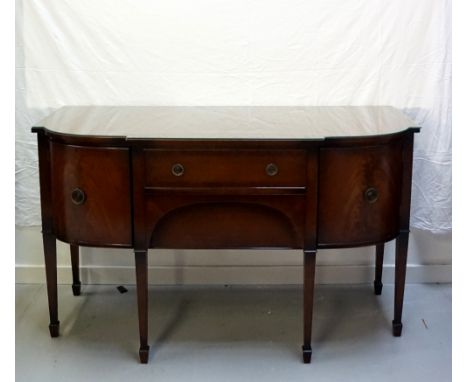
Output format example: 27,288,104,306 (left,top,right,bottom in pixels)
32,106,419,364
